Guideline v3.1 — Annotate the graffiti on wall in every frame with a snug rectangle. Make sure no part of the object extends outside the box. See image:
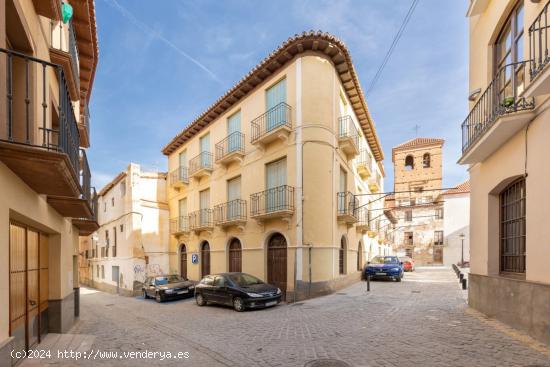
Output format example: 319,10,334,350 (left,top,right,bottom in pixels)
133,263,164,283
